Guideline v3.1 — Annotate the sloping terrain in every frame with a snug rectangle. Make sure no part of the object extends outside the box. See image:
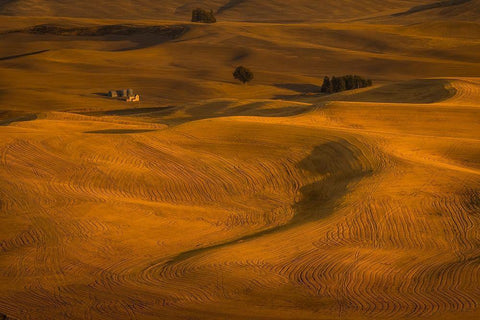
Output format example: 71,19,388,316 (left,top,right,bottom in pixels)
393,0,473,17
0,2,479,320
0,78,479,320
0,0,431,21
390,0,480,21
